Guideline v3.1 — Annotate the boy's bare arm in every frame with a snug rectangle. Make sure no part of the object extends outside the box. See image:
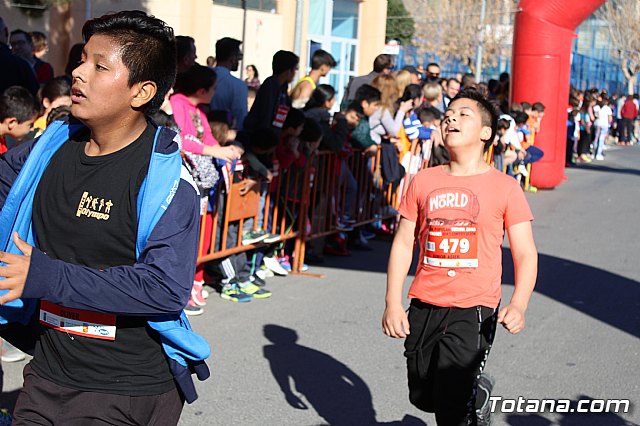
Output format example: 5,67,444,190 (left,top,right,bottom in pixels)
499,220,537,334
383,218,416,338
